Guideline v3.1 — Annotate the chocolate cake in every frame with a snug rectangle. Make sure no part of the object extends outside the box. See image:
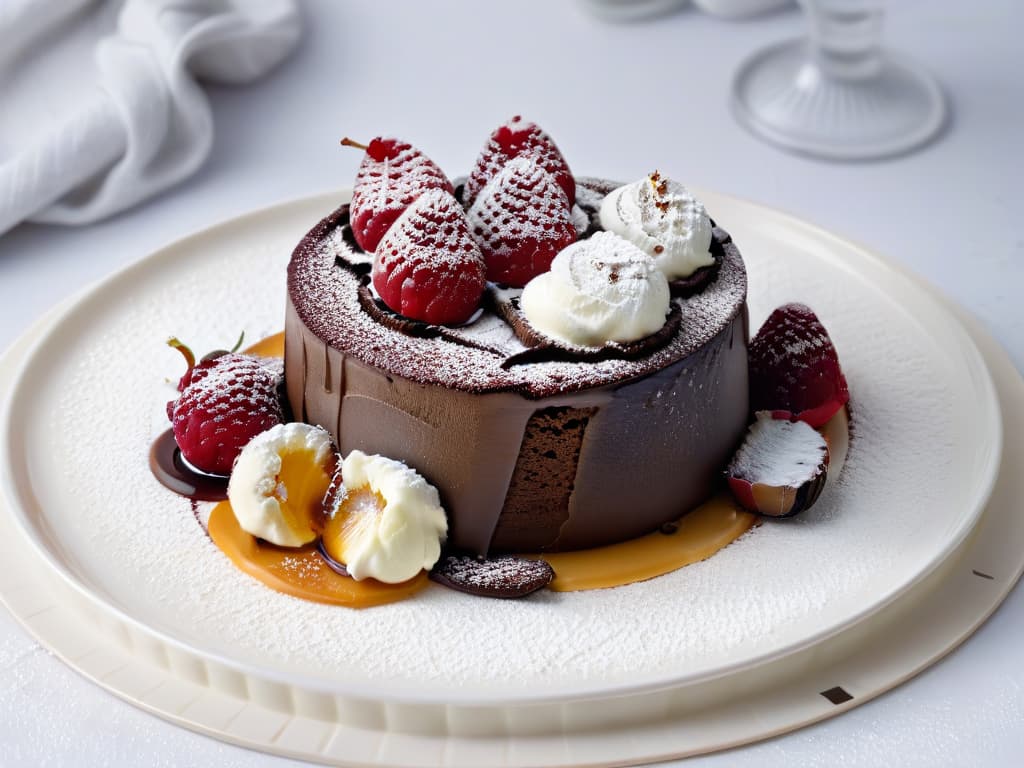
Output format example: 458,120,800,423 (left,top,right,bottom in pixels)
285,179,750,556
